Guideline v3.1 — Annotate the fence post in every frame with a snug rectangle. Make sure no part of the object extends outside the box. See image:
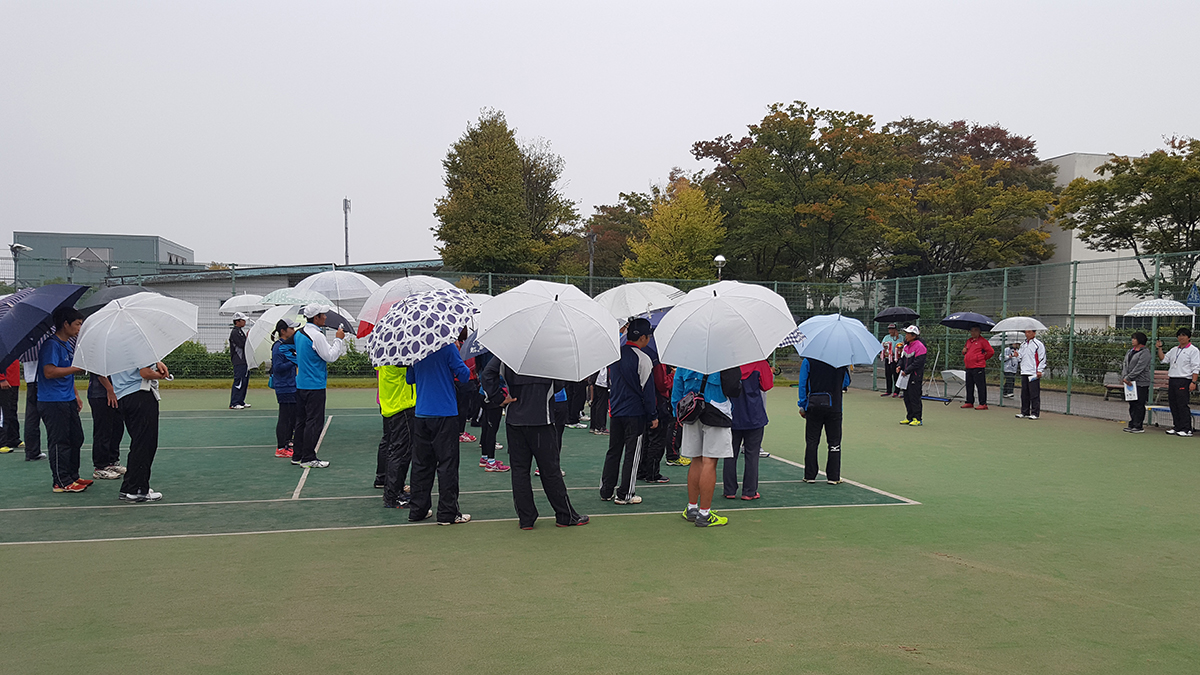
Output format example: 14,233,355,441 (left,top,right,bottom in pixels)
1066,261,1079,414
916,276,922,324
488,272,493,295
944,272,953,396
1002,267,1009,317
230,263,237,296
872,280,881,391
1151,255,1162,400
894,278,900,311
